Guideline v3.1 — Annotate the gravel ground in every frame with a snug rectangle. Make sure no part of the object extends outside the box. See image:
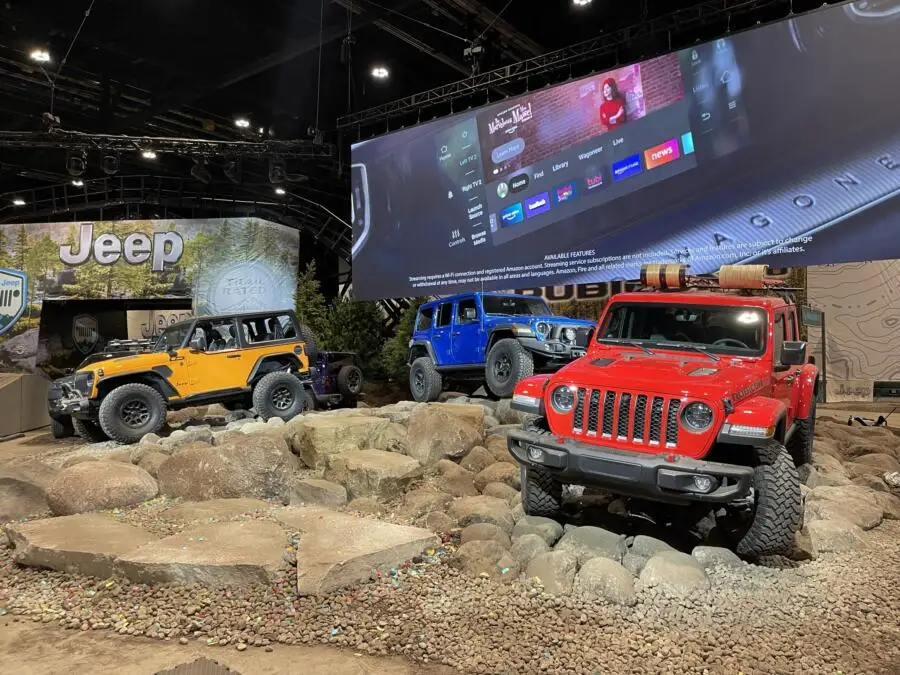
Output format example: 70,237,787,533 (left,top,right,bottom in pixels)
2,518,898,674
